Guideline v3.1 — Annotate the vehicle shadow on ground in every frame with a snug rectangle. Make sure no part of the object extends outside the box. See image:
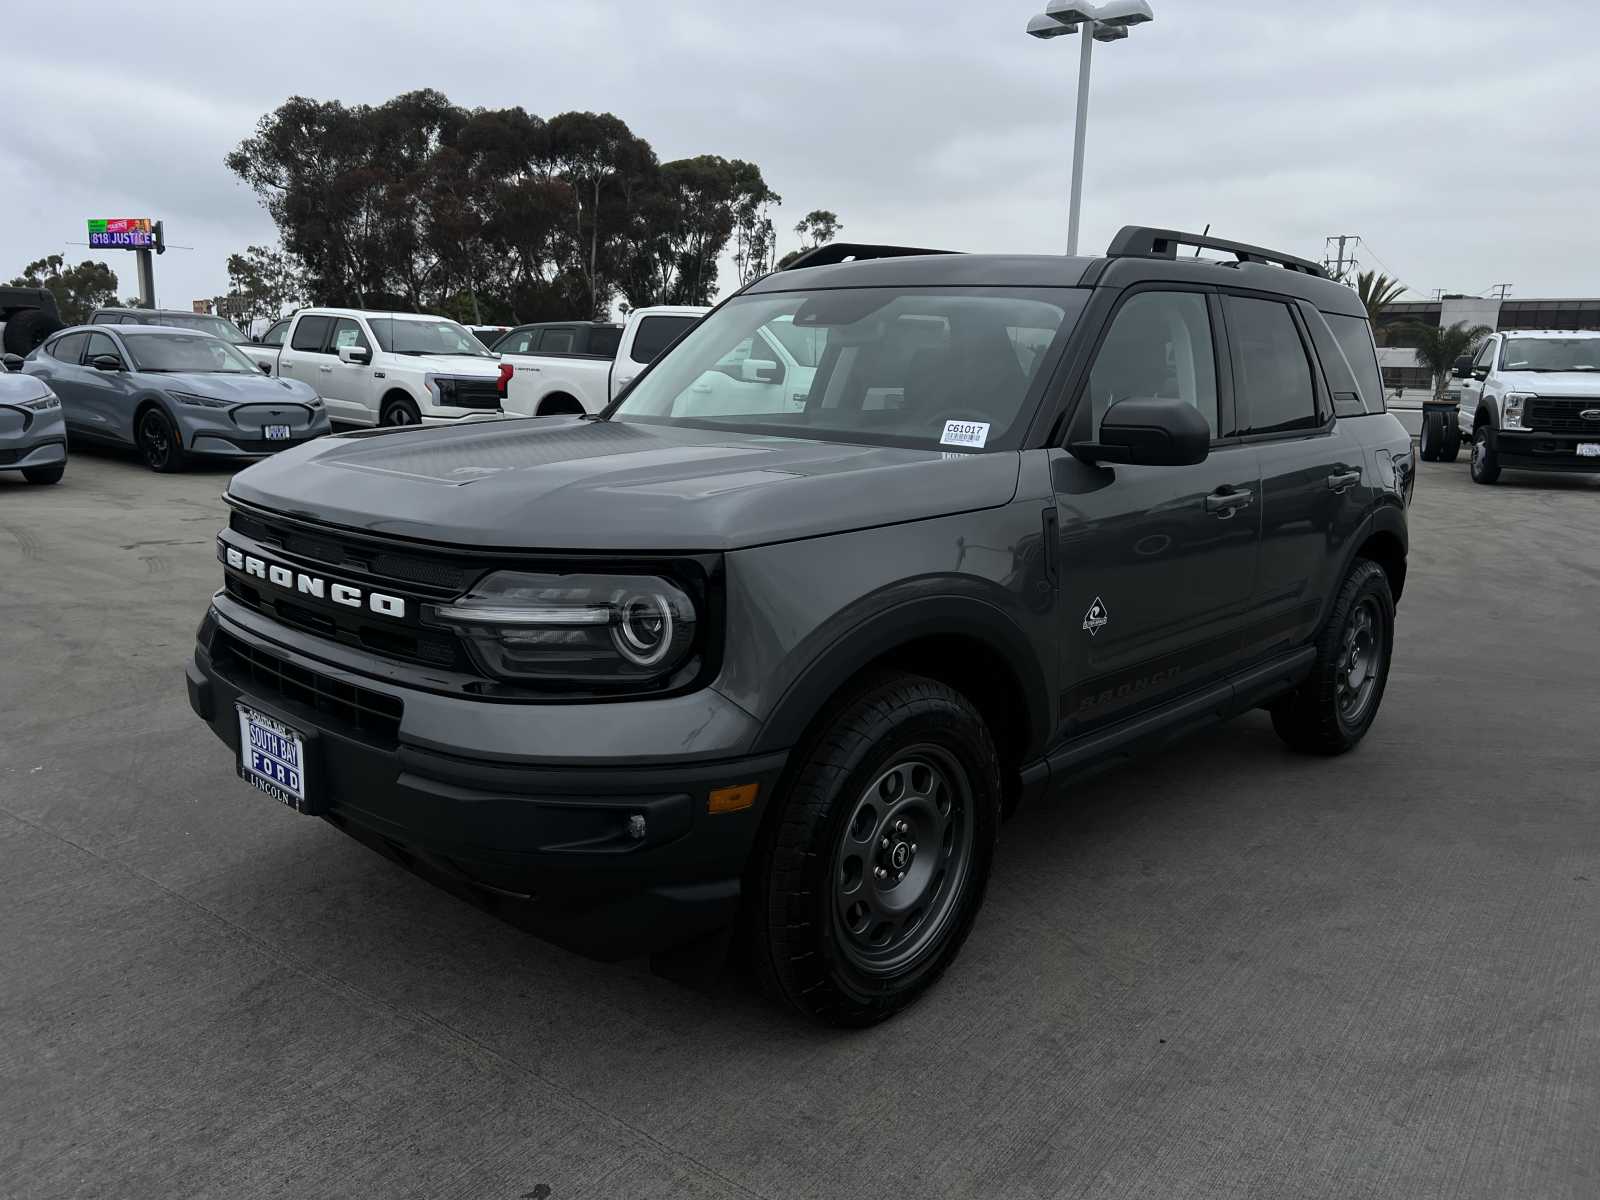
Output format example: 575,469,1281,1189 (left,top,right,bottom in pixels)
61,441,248,477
